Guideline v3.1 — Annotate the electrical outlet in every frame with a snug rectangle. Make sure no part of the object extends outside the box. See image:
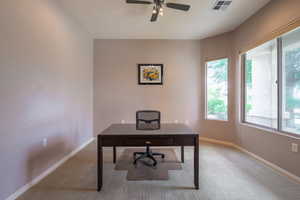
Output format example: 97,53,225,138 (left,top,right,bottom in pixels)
291,143,298,153
43,138,48,147
121,120,125,124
